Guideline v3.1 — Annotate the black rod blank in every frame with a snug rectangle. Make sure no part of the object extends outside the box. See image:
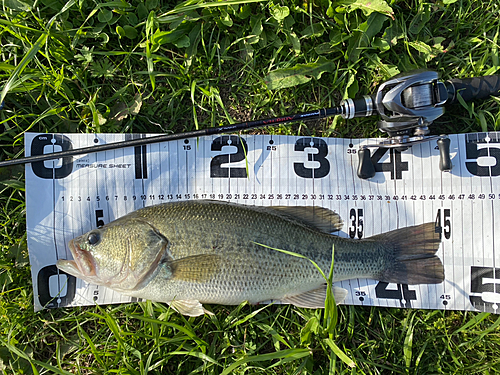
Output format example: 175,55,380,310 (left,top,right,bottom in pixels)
0,107,341,168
